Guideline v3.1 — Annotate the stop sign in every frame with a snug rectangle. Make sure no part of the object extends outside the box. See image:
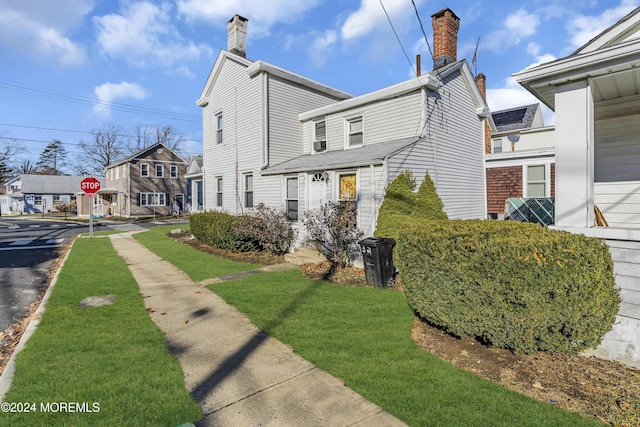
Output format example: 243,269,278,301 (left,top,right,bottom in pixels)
80,177,101,194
